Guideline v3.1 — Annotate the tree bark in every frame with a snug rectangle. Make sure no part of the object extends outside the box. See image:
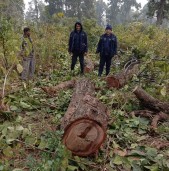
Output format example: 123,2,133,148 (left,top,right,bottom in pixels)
106,63,139,89
61,78,109,156
133,86,169,114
